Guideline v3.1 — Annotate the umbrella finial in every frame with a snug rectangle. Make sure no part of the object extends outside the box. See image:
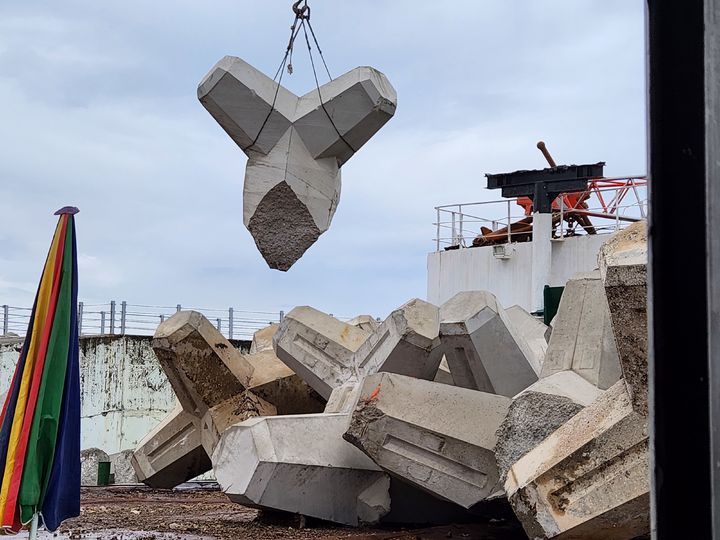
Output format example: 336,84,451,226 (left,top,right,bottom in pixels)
54,206,79,216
